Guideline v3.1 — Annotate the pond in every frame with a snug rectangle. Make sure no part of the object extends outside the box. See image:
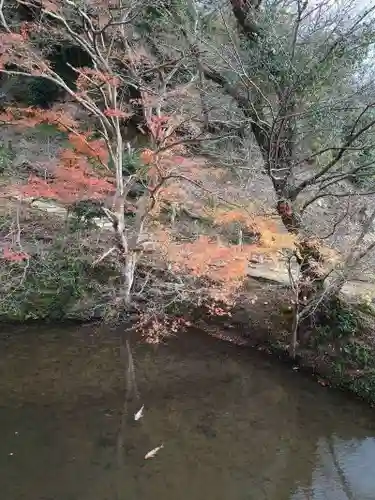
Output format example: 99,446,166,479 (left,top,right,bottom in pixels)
0,325,374,500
